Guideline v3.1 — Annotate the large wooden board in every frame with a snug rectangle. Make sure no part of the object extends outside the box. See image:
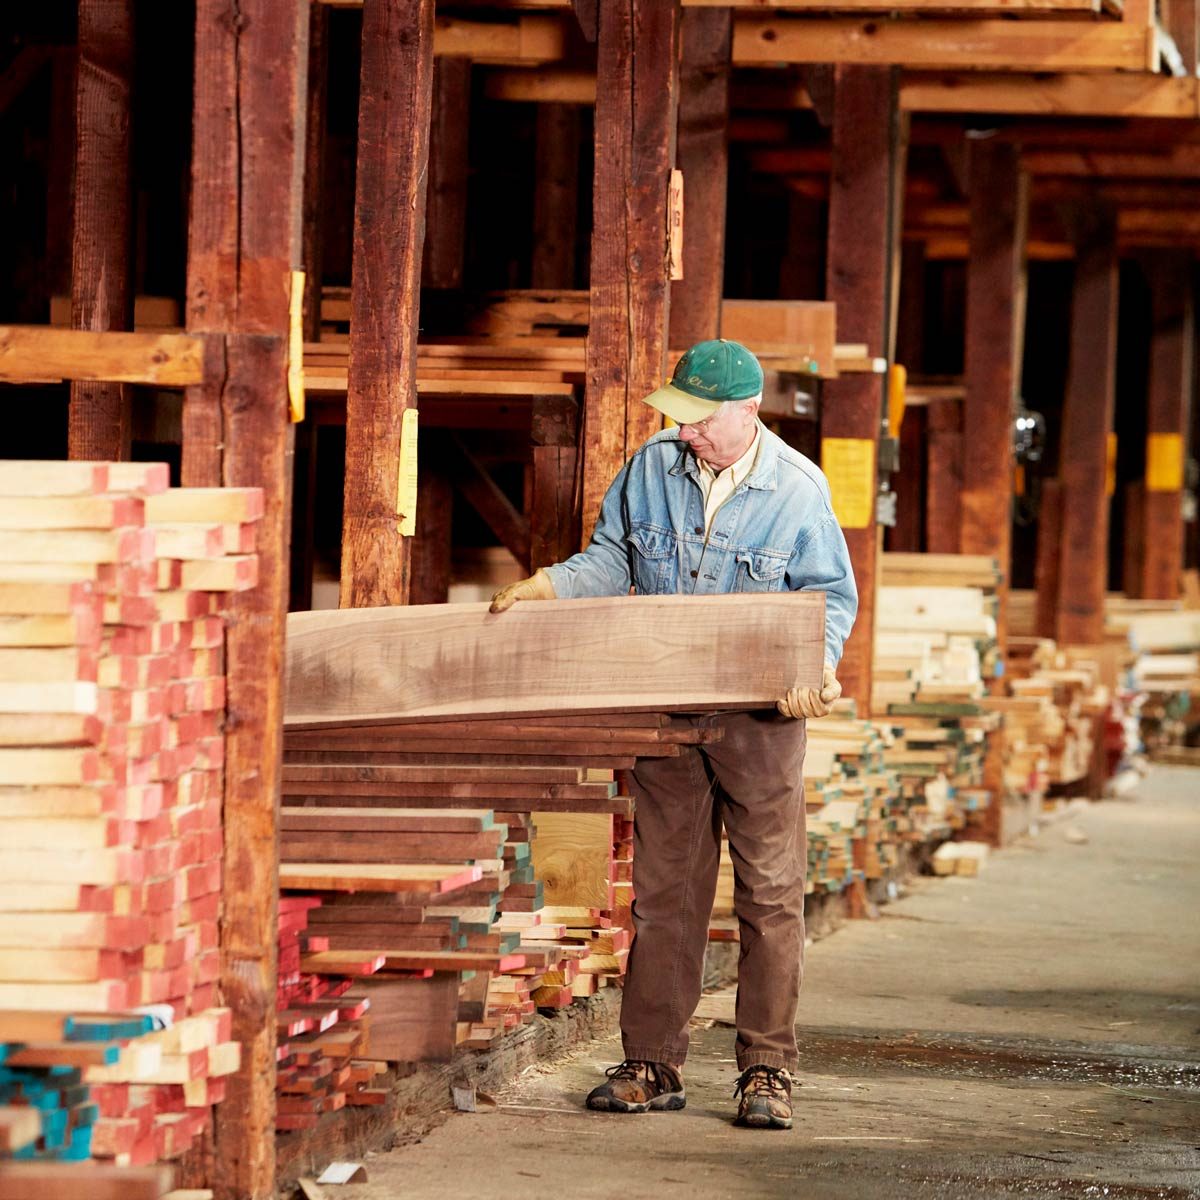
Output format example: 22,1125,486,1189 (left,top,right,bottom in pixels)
285,594,824,727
